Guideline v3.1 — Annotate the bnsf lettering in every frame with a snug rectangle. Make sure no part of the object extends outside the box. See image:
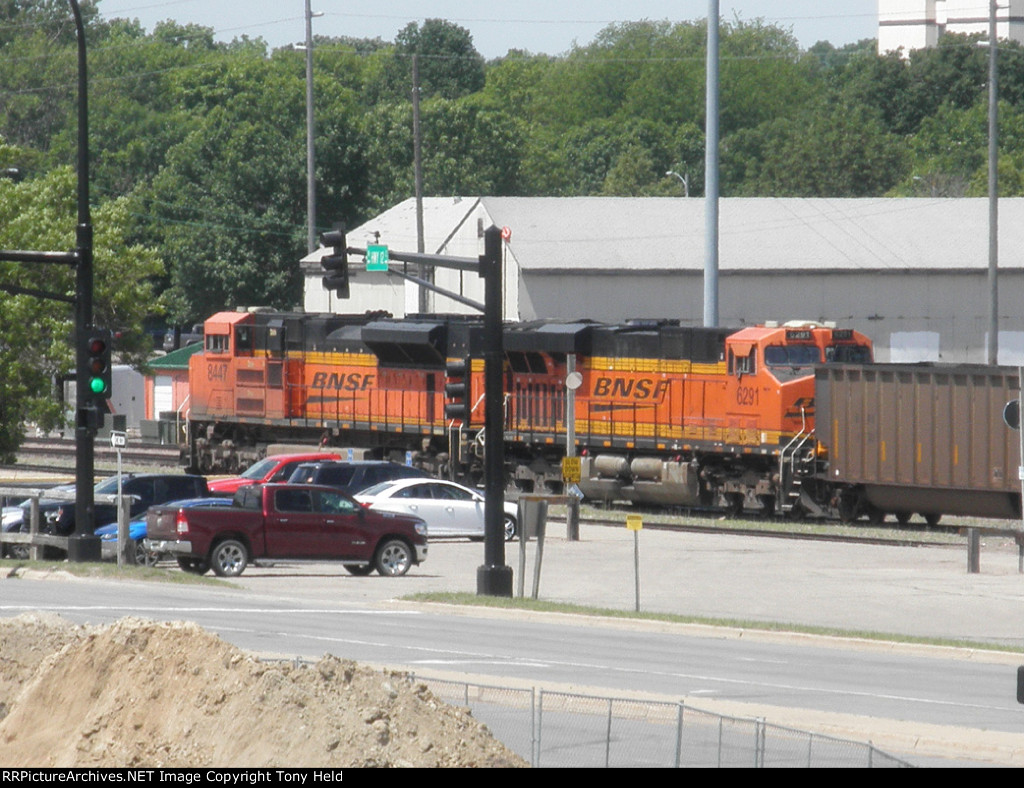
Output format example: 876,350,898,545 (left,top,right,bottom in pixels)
311,372,375,391
592,377,670,400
